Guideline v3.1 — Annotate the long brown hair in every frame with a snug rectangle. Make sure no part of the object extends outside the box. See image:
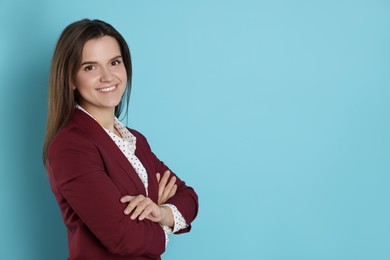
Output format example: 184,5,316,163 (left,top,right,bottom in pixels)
43,19,132,165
